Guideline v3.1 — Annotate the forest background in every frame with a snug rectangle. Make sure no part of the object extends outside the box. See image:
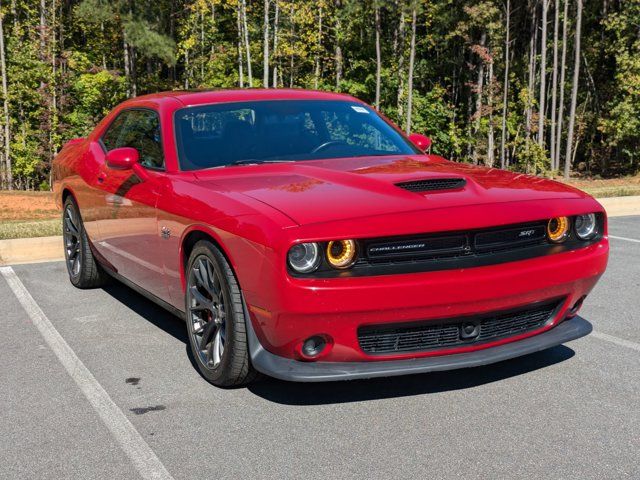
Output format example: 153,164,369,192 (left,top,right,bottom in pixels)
0,0,638,191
